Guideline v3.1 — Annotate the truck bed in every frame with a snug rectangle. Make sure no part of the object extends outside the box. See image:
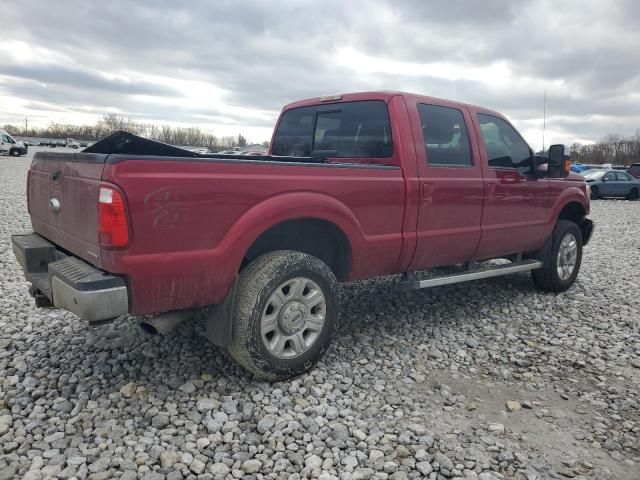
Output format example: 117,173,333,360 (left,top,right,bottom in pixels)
27,132,406,315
